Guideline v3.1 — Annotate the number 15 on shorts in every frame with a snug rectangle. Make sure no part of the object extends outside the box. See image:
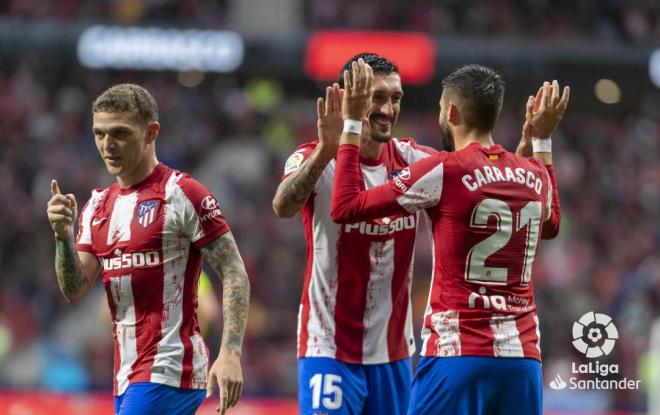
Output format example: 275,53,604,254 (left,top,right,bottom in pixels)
310,373,343,410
